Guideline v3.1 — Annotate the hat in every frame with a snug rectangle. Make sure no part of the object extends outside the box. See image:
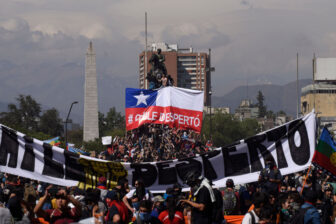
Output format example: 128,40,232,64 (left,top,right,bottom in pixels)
153,195,164,203
105,190,118,201
99,177,107,184
226,179,234,188
324,183,334,191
